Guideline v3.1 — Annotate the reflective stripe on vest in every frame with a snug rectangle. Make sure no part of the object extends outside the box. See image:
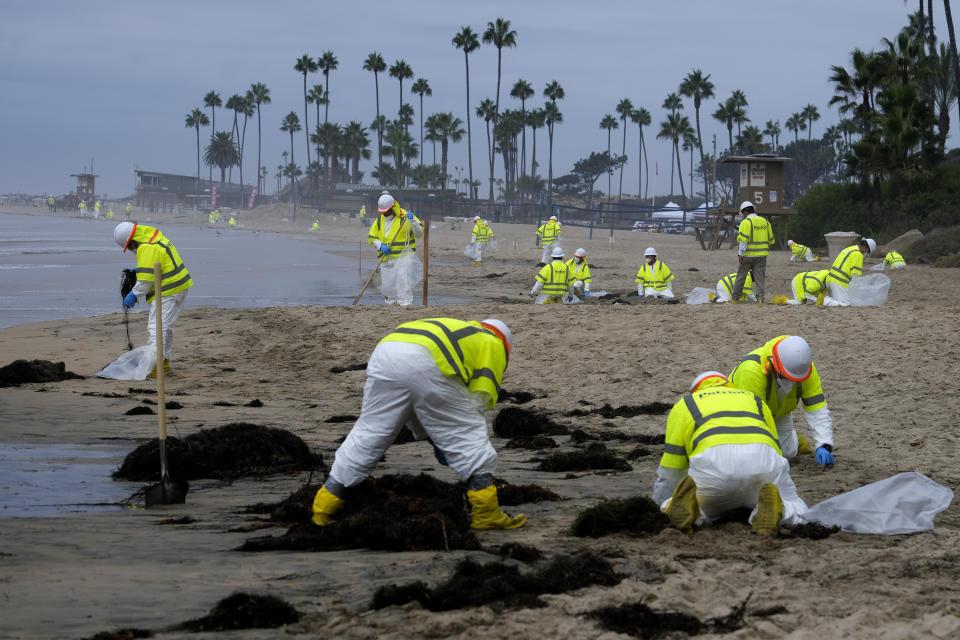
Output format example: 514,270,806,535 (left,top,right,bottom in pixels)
536,261,570,295
681,391,780,455
739,217,773,257
827,246,862,286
